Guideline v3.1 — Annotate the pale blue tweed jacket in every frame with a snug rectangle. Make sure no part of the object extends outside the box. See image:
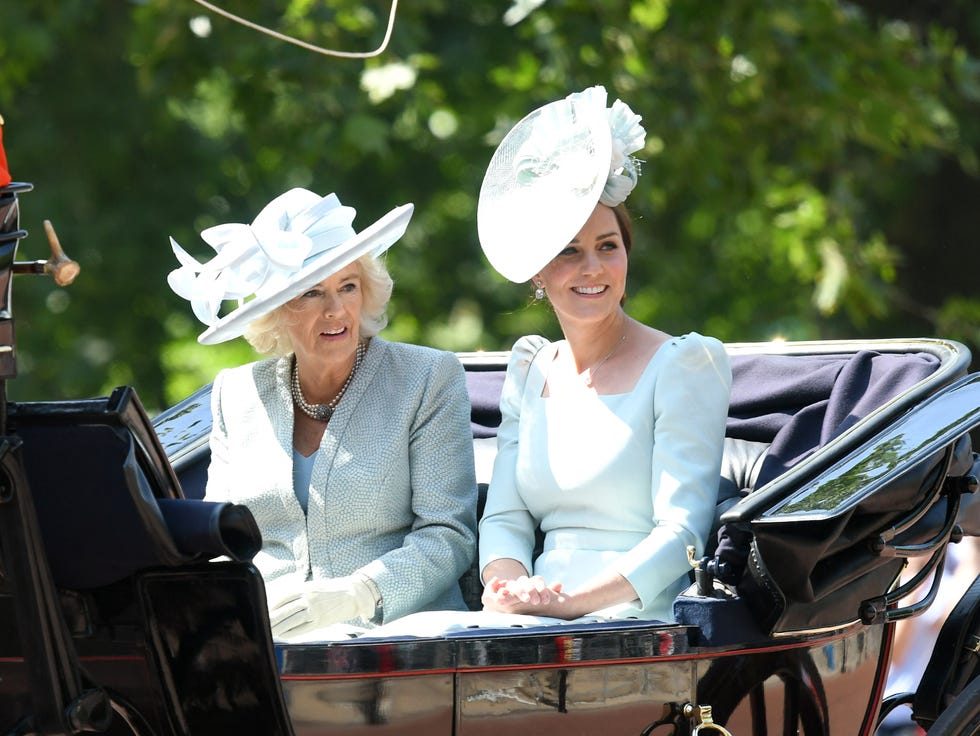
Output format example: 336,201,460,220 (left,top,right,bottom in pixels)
204,337,478,624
